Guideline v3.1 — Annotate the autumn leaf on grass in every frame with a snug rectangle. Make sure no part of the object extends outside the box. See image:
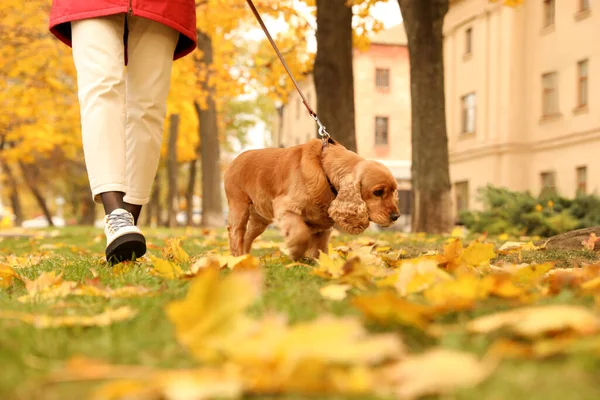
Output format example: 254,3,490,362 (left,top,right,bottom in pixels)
190,254,260,275
165,267,263,363
493,262,554,287
0,263,19,288
541,267,600,295
437,238,496,272
5,254,45,269
45,357,243,400
74,279,152,299
228,315,403,394
94,368,243,400
162,238,190,263
423,273,492,311
467,304,600,338
486,274,526,298
497,241,542,254
18,271,77,303
320,284,352,301
486,335,595,360
218,254,260,271
380,348,496,399
149,255,185,279
352,290,436,330
312,251,346,279
378,257,451,296
0,306,137,328
582,232,600,250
